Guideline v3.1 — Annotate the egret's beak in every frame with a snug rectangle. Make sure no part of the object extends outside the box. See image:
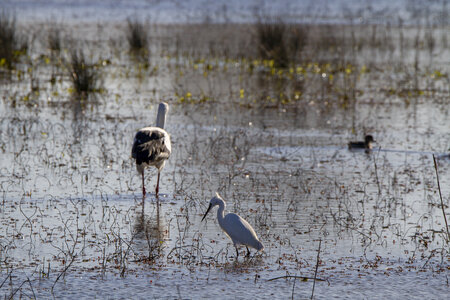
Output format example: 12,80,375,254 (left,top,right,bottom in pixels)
201,203,212,222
